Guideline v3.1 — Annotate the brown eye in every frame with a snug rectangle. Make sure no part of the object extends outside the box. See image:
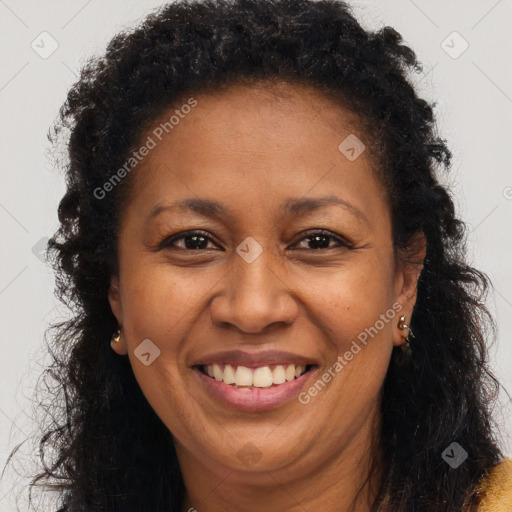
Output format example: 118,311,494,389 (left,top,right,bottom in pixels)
159,229,353,252
290,229,353,250
160,231,221,251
